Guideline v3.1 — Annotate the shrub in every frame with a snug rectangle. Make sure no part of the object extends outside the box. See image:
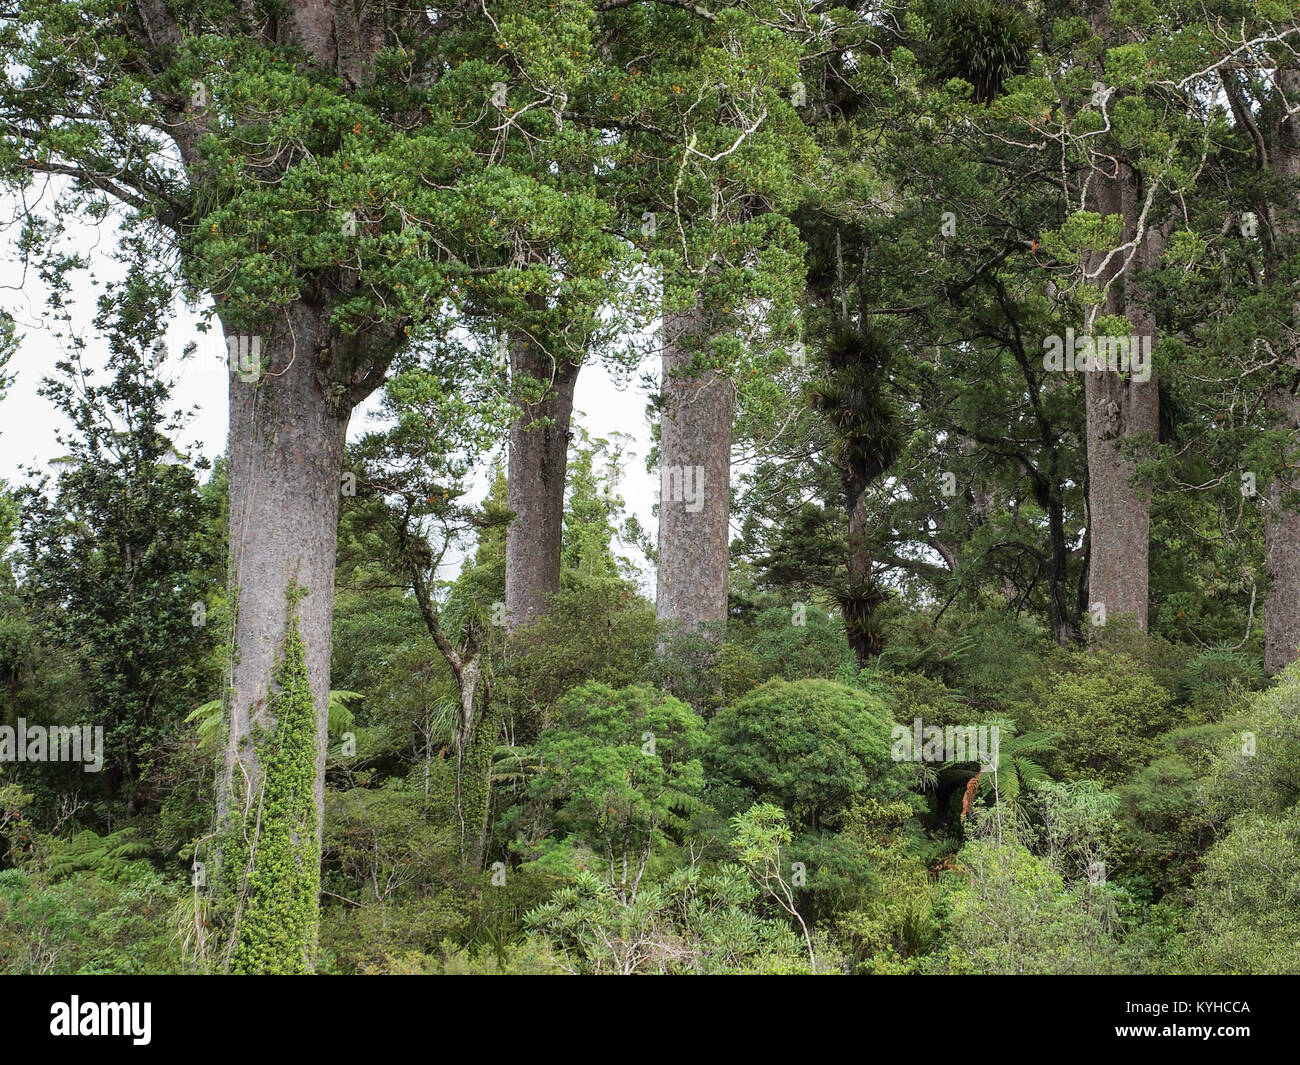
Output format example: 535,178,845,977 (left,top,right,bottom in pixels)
0,857,184,974
525,864,810,975
708,678,909,831
1175,647,1265,717
527,683,706,895
1180,805,1300,974
853,668,967,727
1023,653,1179,784
505,584,657,716
742,605,857,684
1171,663,1300,973
317,781,481,974
653,606,855,716
1115,722,1236,897
926,833,1124,975
874,607,1062,716
318,897,475,975
805,798,937,971
1199,660,1300,825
